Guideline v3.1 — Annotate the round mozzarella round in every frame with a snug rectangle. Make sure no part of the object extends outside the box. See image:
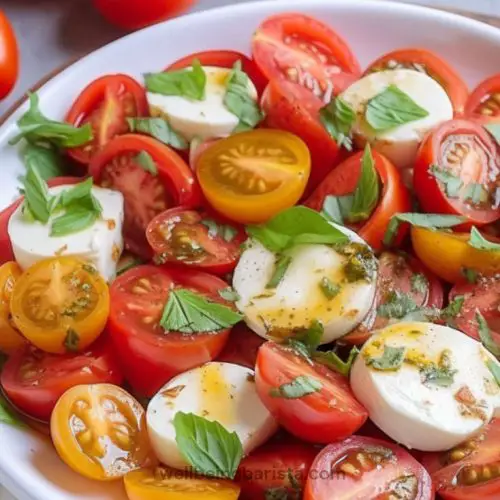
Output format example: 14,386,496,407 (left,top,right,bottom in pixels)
146,362,278,470
350,321,500,452
8,185,124,281
339,69,453,170
147,66,258,142
233,225,377,344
